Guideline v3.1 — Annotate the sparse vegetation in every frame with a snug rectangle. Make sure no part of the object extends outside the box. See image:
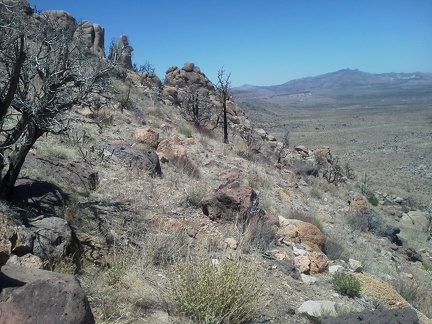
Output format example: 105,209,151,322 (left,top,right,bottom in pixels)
168,255,264,324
